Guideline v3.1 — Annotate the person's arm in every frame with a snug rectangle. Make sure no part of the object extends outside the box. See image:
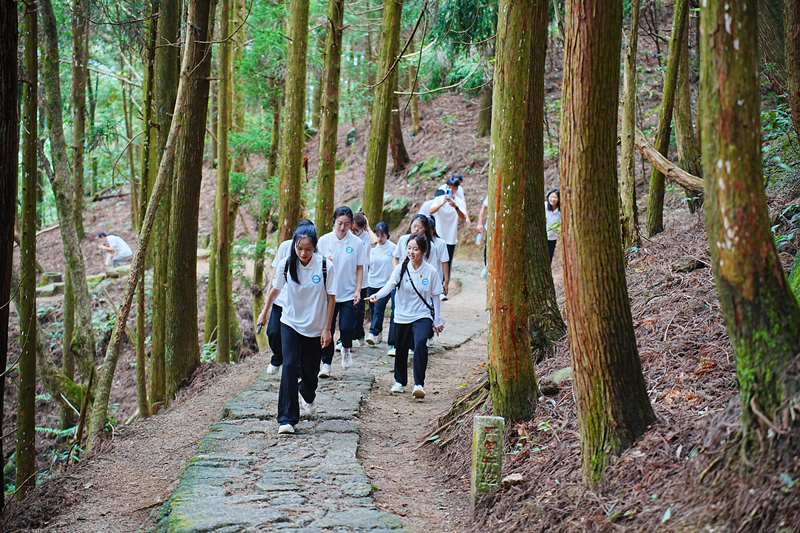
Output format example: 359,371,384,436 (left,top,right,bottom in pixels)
354,265,364,304
256,283,280,328
477,203,488,234
363,217,379,246
453,199,467,222
368,269,399,301
428,197,446,214
321,294,336,348
442,261,450,296
432,295,444,333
